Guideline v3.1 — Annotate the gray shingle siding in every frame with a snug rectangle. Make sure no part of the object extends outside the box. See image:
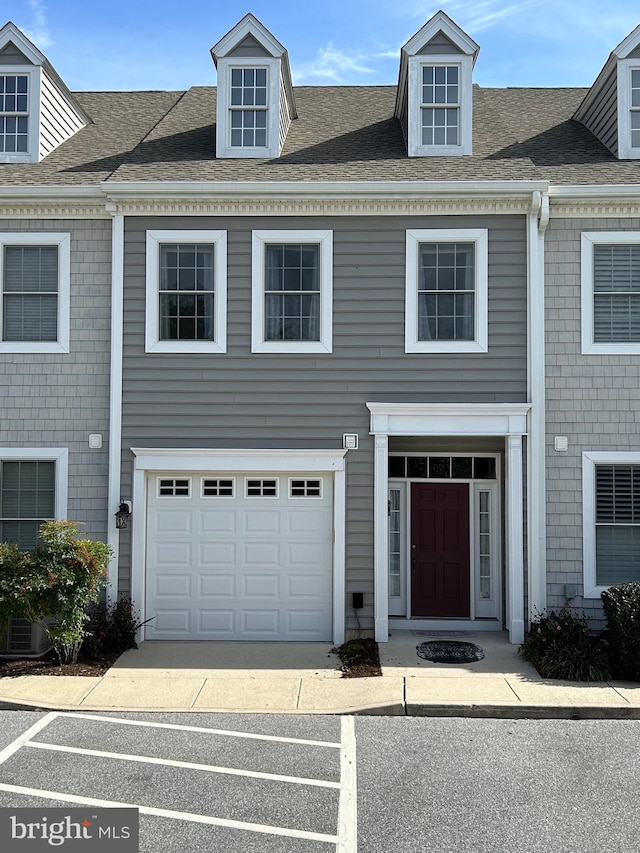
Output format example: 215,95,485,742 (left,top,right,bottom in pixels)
0,218,112,542
545,217,640,626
